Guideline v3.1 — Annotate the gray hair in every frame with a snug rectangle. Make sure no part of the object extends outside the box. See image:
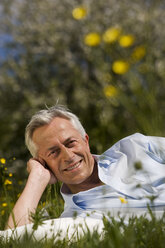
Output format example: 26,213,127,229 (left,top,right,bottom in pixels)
25,105,86,157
